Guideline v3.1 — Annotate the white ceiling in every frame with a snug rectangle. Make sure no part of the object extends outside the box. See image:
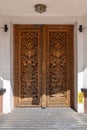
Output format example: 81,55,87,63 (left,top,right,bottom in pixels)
0,0,87,16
